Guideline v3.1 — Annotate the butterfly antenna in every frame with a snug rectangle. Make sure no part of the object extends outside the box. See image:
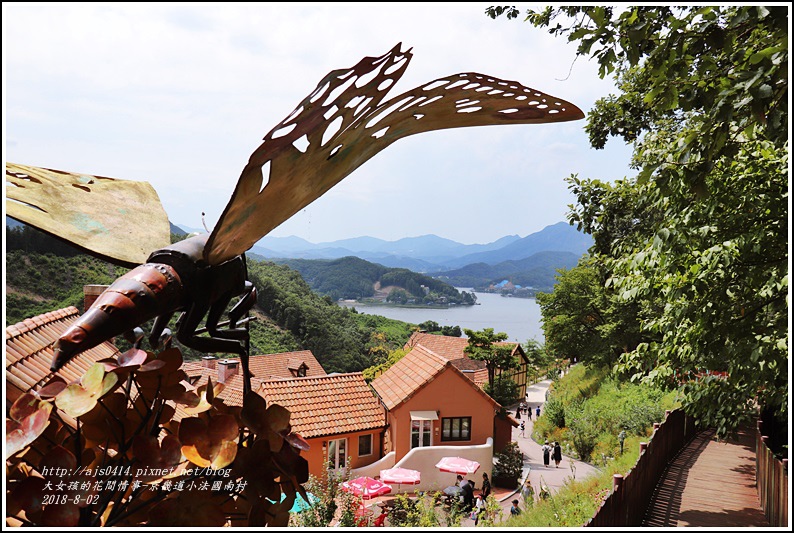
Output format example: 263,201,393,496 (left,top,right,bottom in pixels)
201,212,210,233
